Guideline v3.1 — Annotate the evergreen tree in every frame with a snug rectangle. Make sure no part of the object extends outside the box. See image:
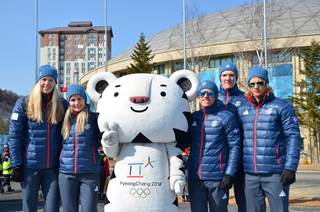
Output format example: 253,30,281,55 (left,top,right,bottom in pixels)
290,40,320,163
0,118,8,134
127,33,154,74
